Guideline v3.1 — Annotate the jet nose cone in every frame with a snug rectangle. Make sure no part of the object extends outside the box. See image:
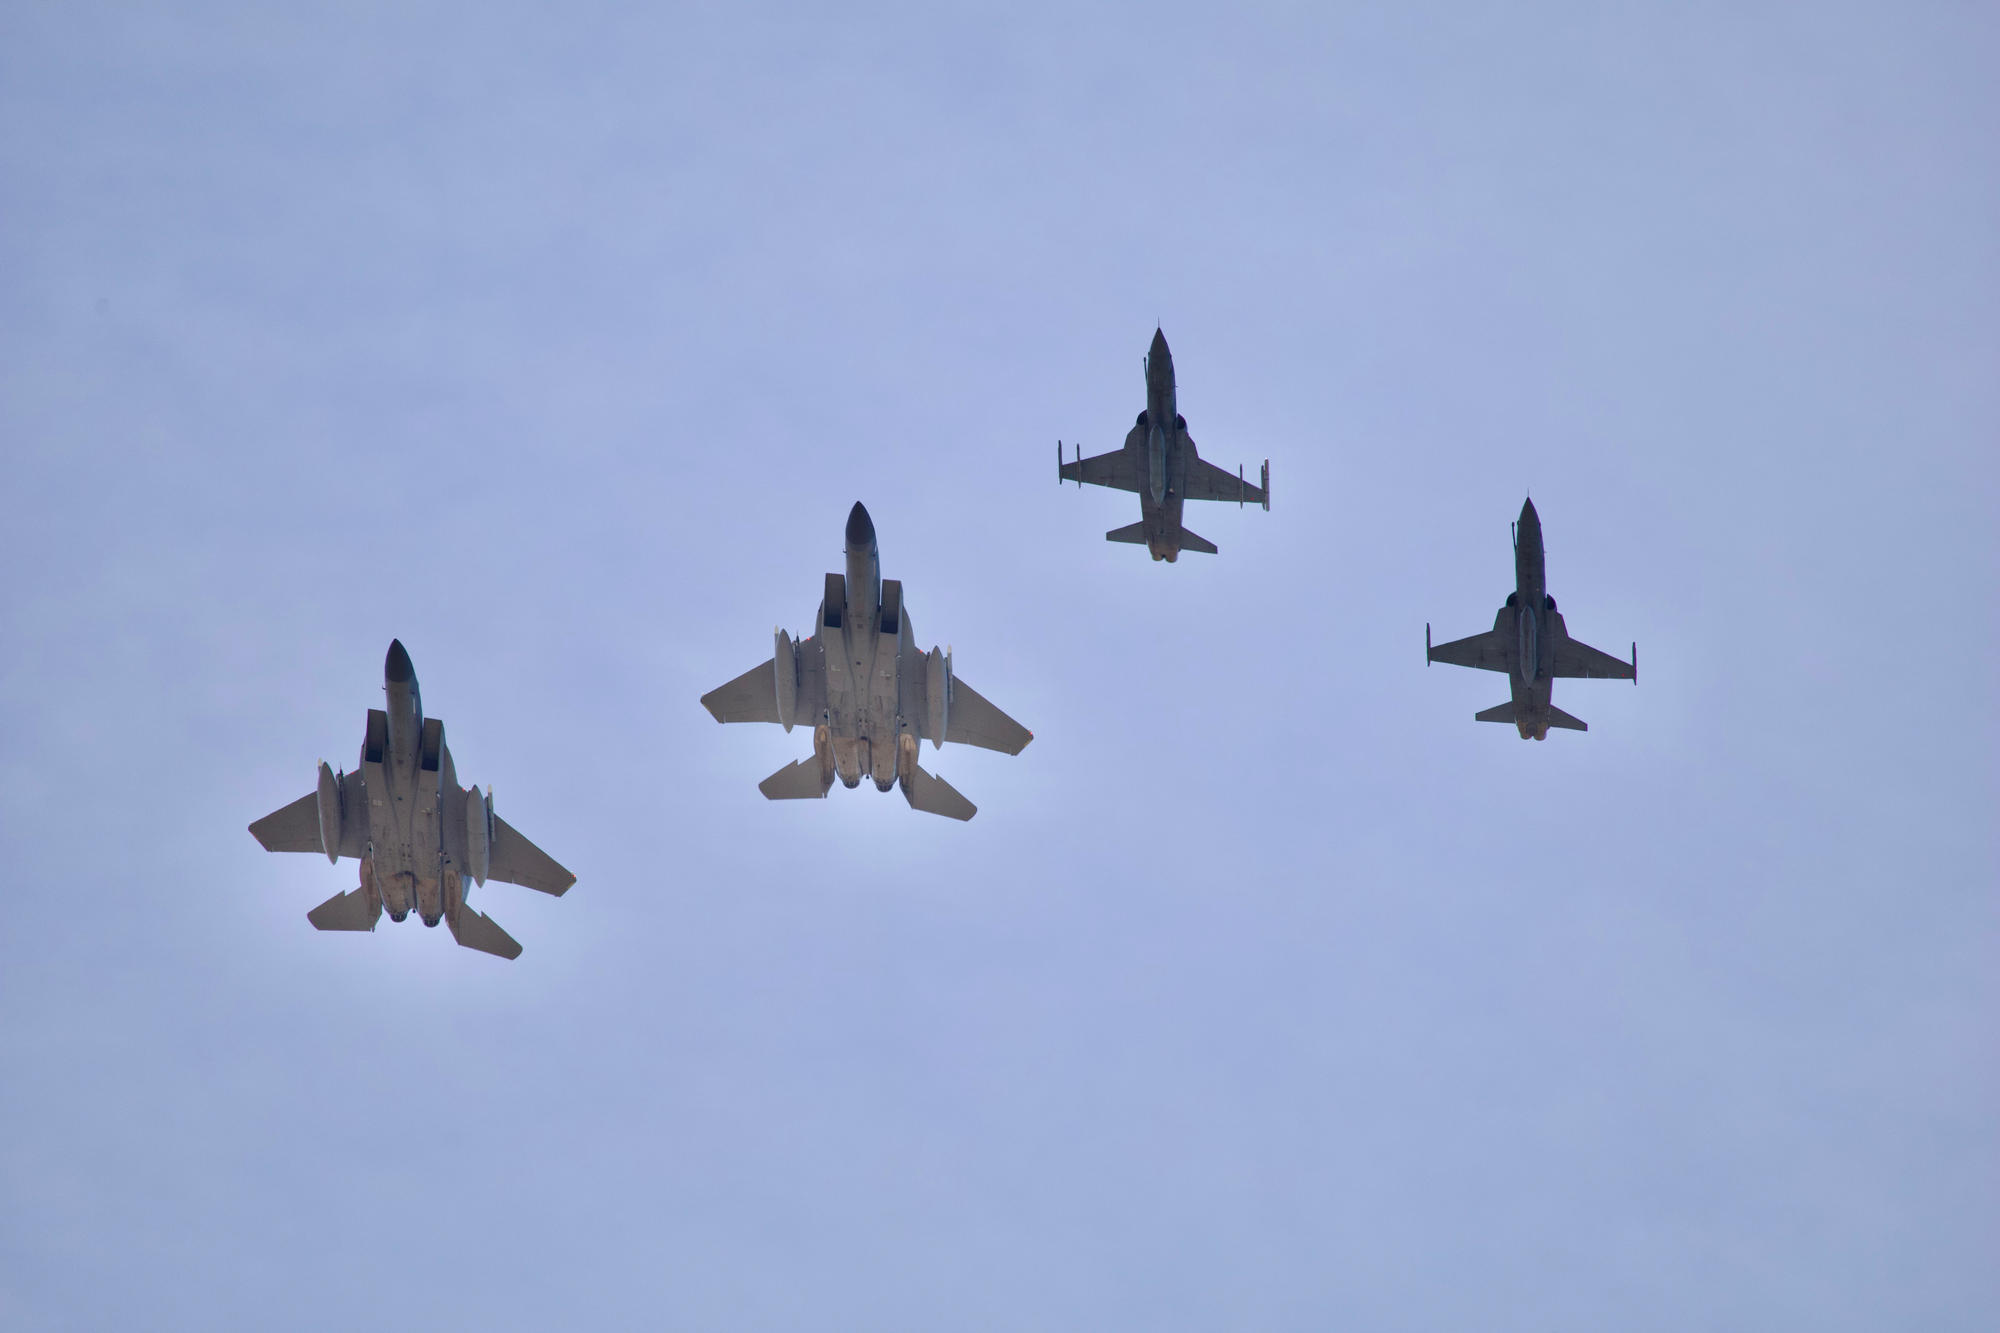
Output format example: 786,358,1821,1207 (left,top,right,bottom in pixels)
1520,496,1540,524
385,639,415,683
845,501,875,549
1150,327,1170,356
